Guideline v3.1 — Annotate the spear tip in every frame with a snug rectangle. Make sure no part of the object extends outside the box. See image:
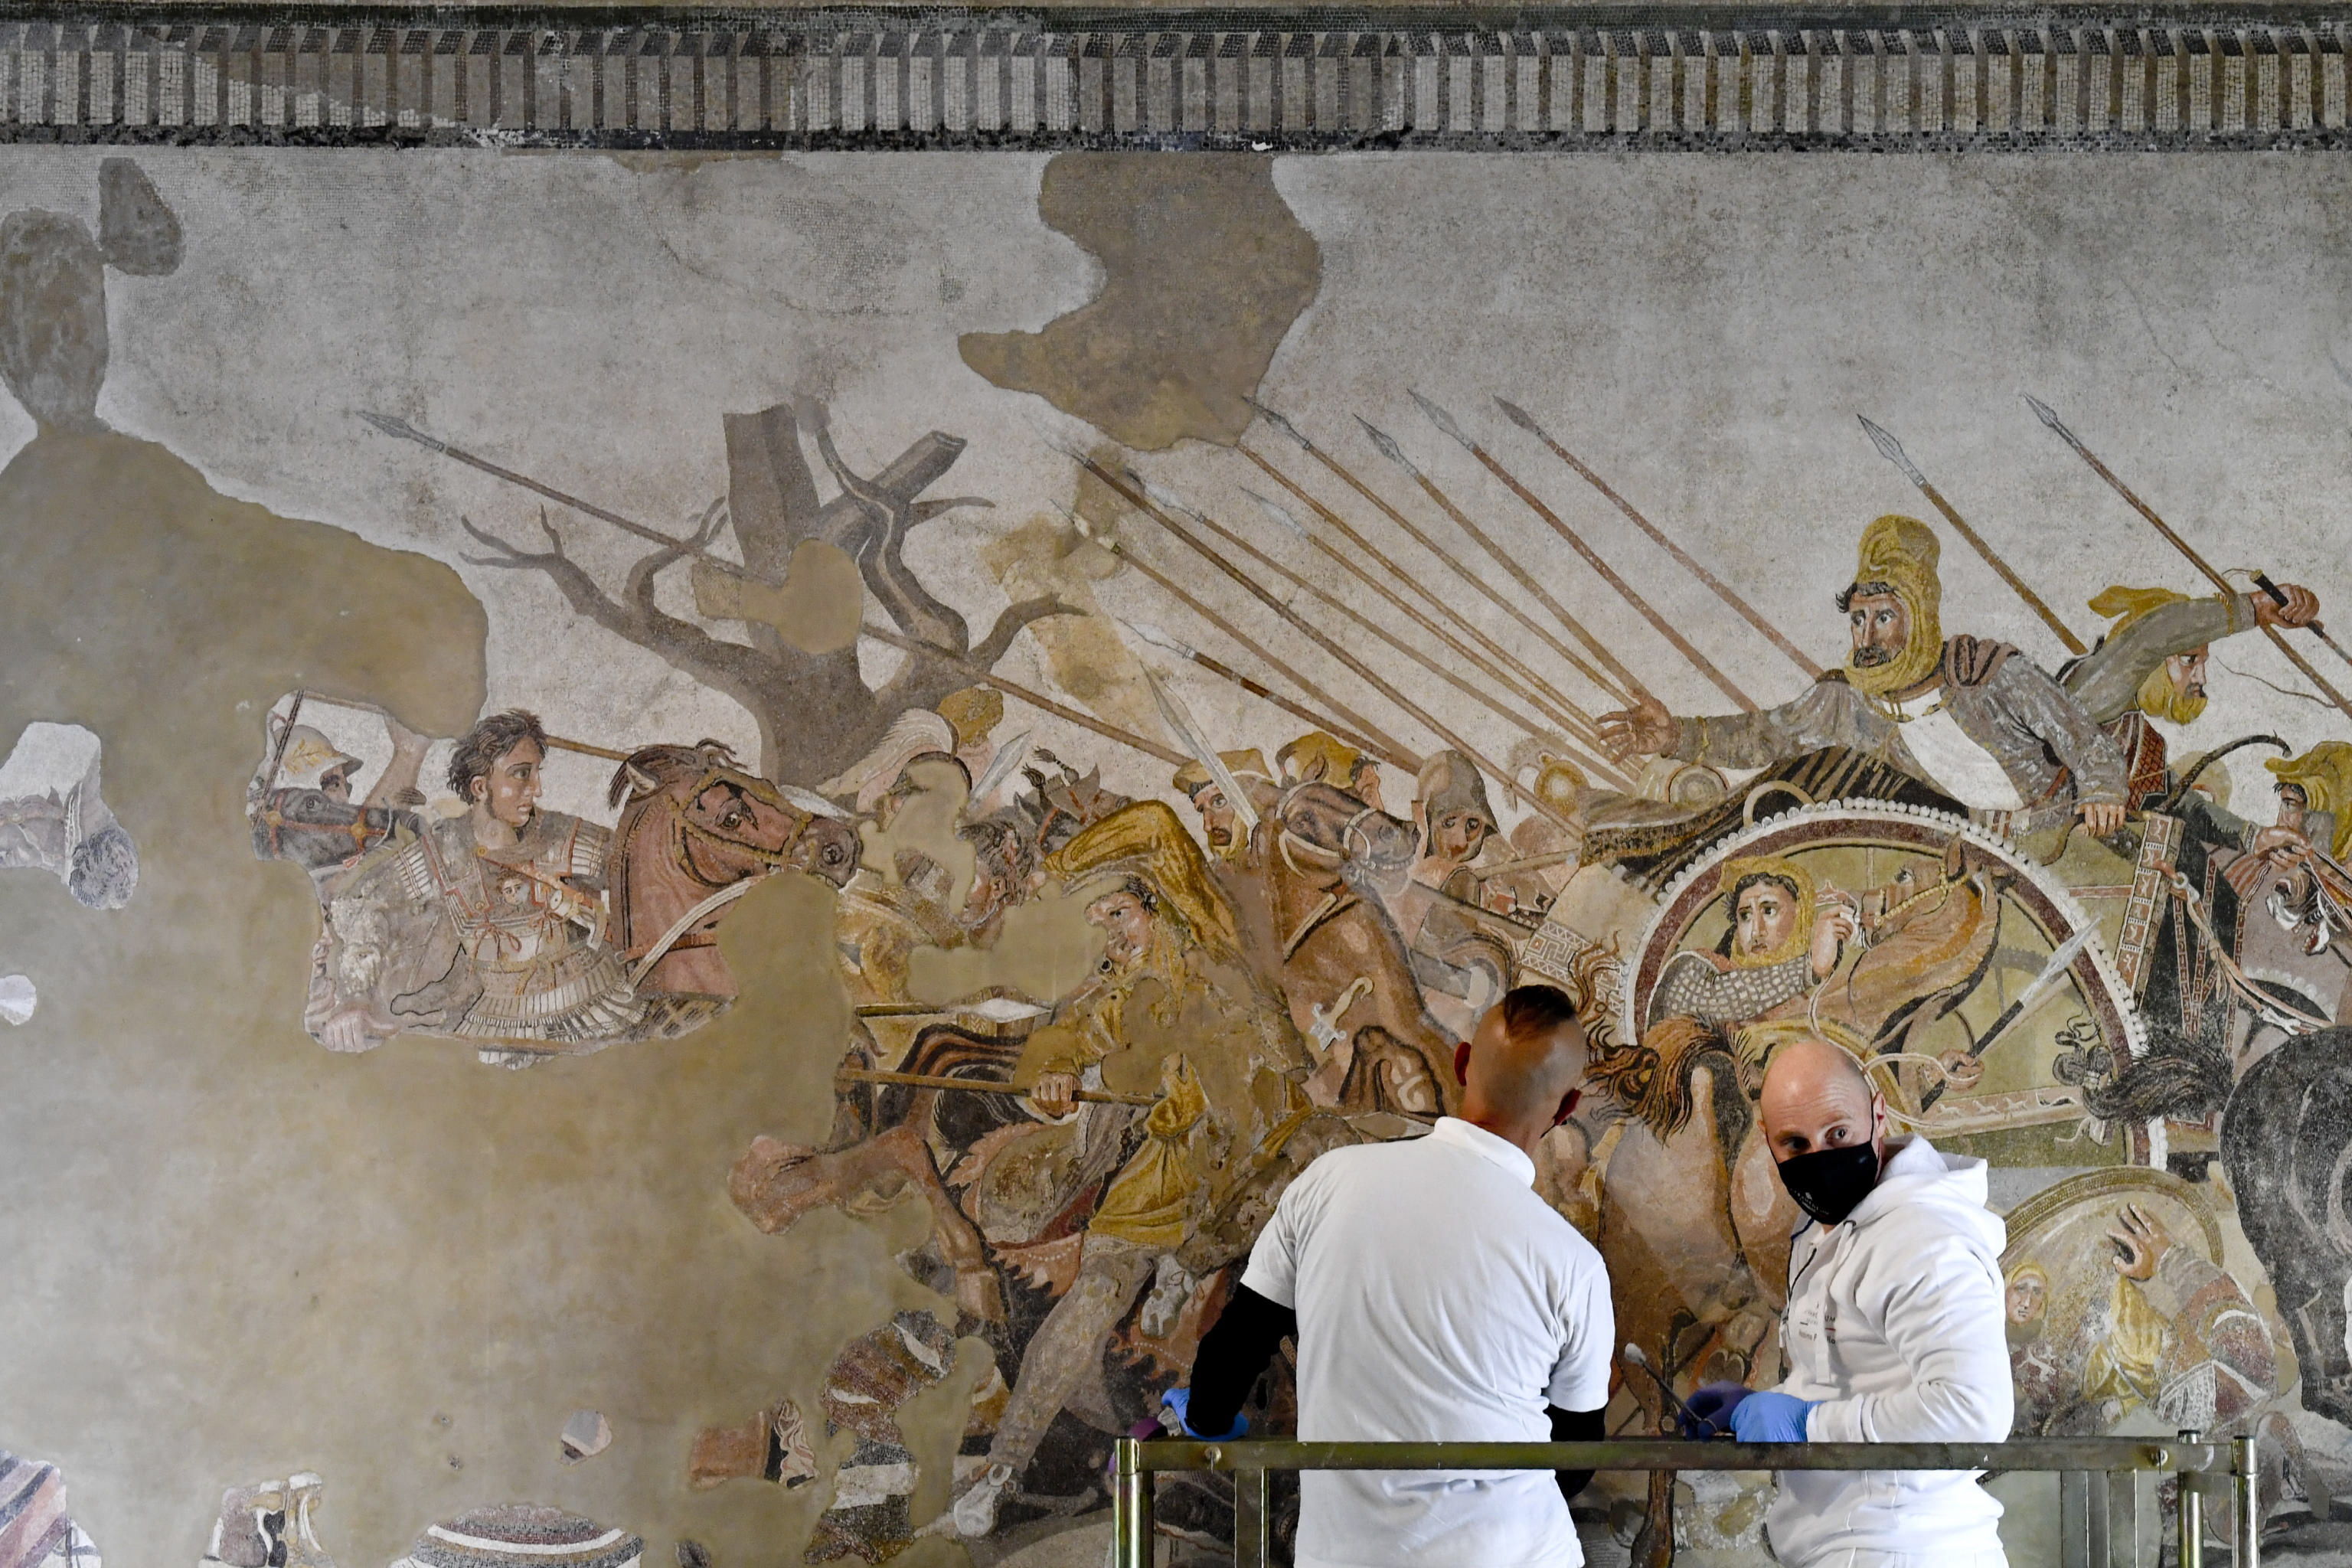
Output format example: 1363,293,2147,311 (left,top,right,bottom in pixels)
1492,396,1542,436
1354,415,1415,474
1244,395,1312,452
1241,488,1307,537
357,409,443,452
1113,614,1191,658
2022,393,2065,433
1409,389,1473,451
1129,469,1197,521
1857,414,1926,485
